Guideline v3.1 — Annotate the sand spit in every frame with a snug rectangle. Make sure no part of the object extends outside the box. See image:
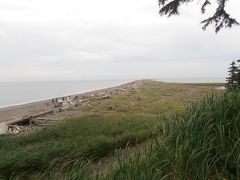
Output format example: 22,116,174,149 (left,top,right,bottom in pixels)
0,80,144,135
